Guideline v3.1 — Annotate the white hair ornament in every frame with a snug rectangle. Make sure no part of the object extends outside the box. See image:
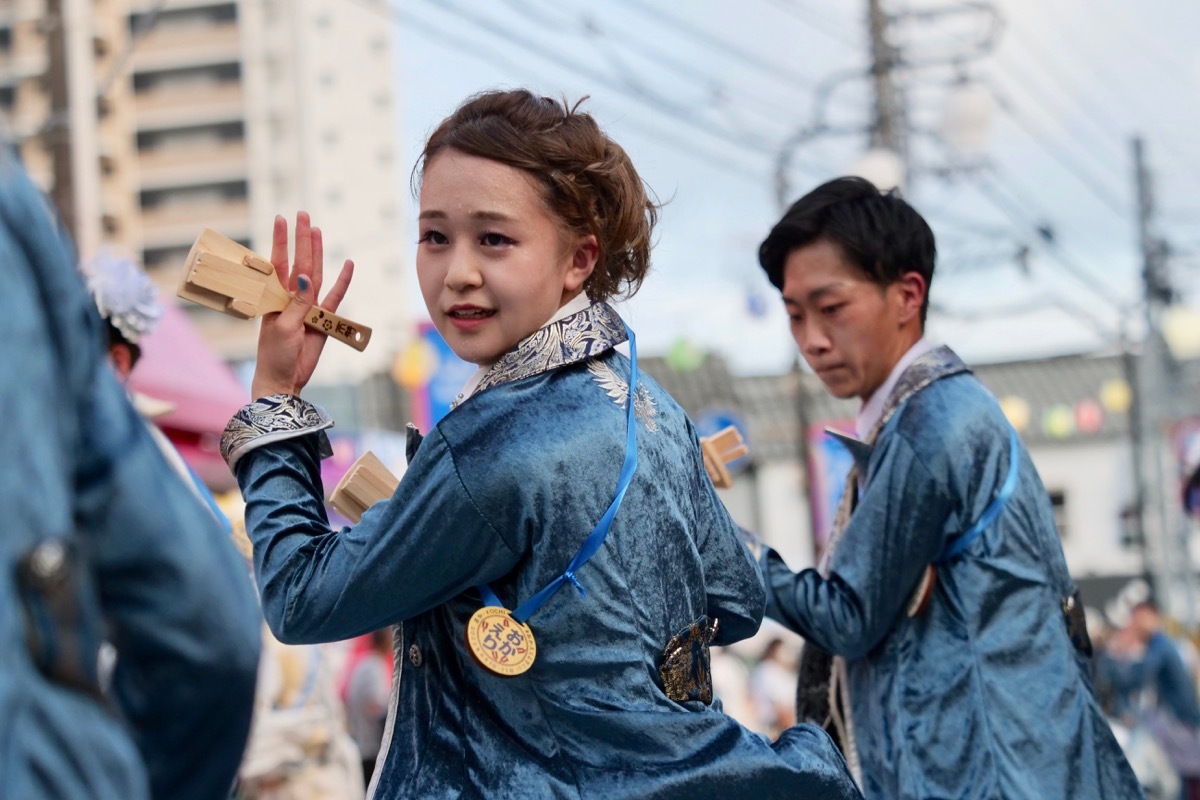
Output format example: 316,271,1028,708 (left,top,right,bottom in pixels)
85,253,162,345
